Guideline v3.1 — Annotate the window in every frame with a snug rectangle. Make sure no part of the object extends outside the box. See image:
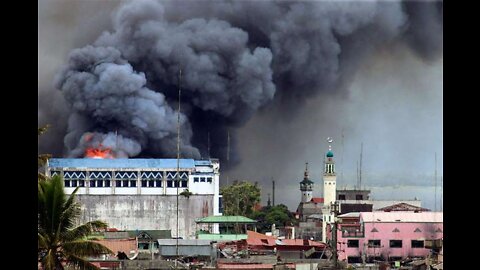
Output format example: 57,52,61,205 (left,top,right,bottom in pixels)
181,180,187,187
155,180,162,187
90,180,96,187
347,240,359,248
390,240,402,248
371,228,379,233
356,194,363,200
116,180,121,187
194,177,199,182
148,180,155,187
97,180,104,187
79,180,85,187
64,180,71,187
338,194,346,200
200,177,206,182
414,228,422,233
174,180,180,187
123,180,129,187
167,180,173,187
141,180,147,187
207,177,212,183
368,240,381,248
138,243,149,250
105,180,111,187
347,257,362,264
71,180,77,187
411,240,424,248
130,180,137,187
